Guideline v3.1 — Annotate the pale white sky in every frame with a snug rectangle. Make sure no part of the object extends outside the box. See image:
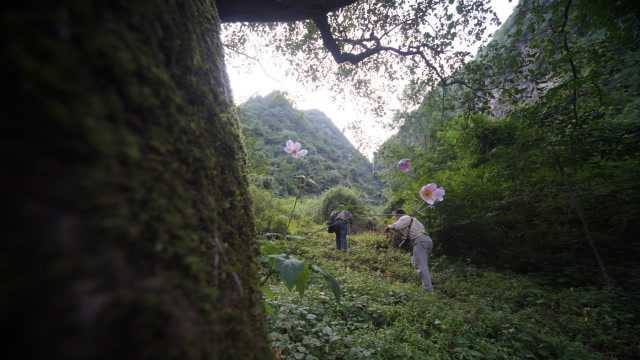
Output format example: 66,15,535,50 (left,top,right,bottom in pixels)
226,0,518,159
